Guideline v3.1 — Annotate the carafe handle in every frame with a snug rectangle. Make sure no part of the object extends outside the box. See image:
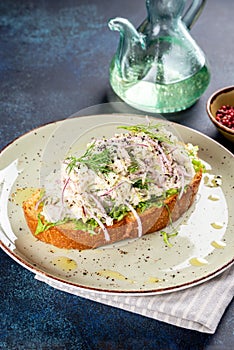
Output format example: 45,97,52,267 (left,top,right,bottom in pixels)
183,0,206,29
